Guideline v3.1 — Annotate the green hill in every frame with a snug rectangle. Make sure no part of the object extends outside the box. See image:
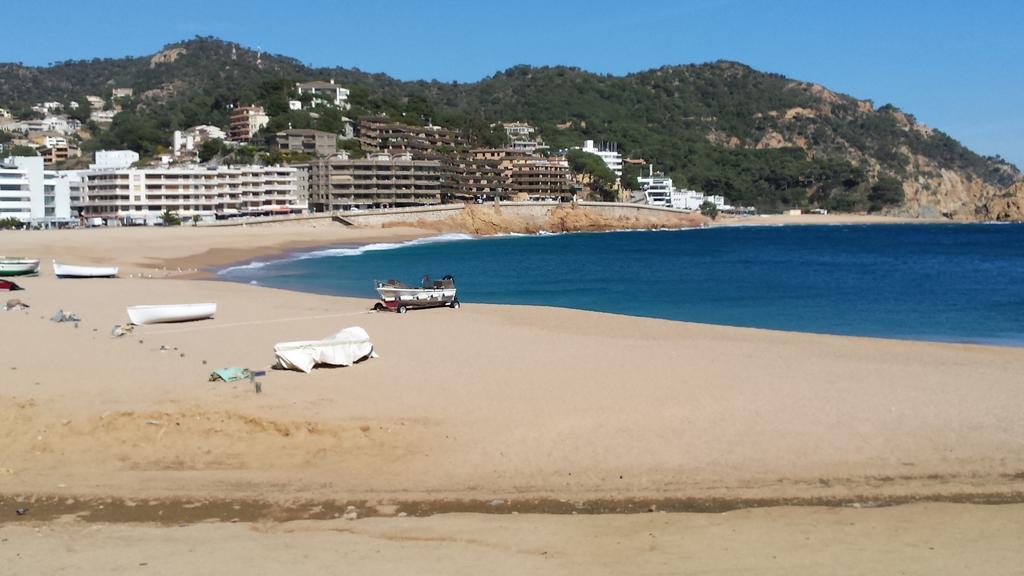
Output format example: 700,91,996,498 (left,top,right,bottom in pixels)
1,37,1020,218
